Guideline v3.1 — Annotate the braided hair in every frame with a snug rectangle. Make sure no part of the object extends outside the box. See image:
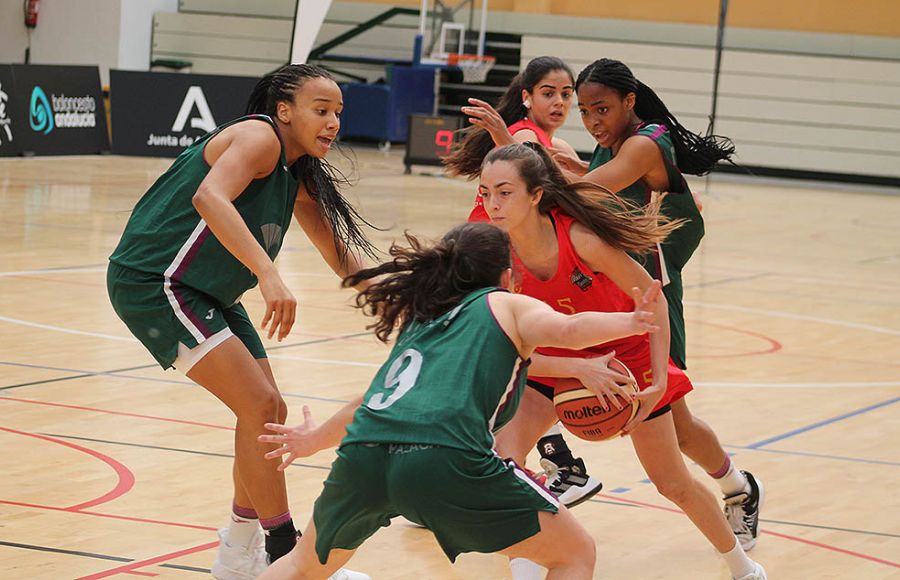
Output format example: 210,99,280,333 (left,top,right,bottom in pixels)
444,56,574,179
246,64,378,261
343,223,511,343
576,58,734,176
